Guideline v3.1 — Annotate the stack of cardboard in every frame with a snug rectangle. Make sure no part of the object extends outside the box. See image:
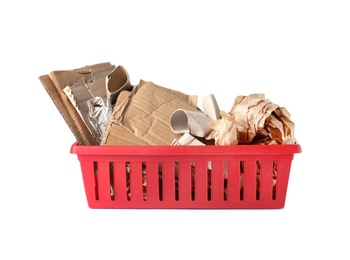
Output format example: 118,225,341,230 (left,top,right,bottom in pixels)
39,62,113,145
39,62,296,146
39,62,207,146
